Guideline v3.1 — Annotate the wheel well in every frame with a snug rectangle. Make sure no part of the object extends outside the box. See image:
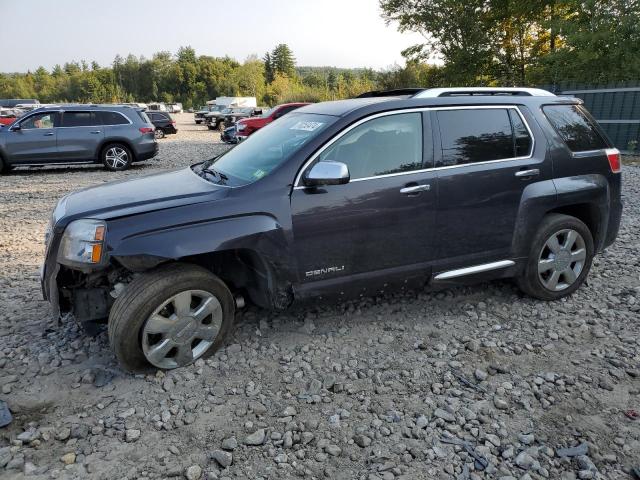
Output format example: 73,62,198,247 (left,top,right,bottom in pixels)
179,249,275,309
98,140,136,161
547,203,601,244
